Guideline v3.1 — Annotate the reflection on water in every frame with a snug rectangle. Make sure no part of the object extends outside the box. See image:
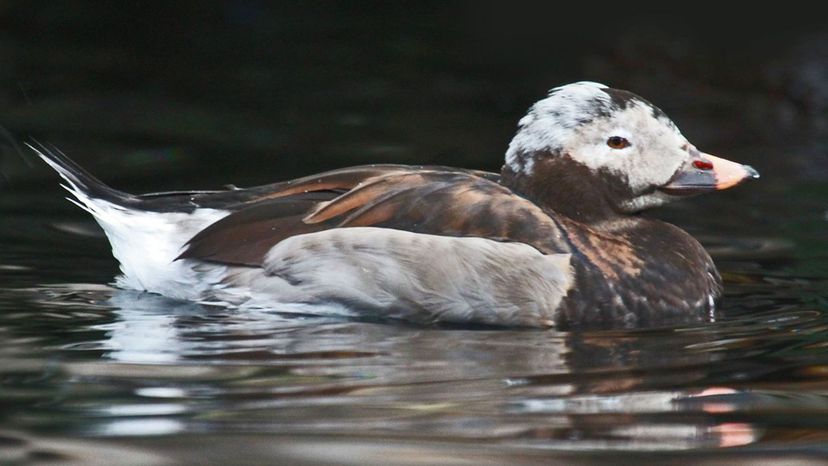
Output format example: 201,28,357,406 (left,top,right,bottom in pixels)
2,250,828,463
1,284,755,448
